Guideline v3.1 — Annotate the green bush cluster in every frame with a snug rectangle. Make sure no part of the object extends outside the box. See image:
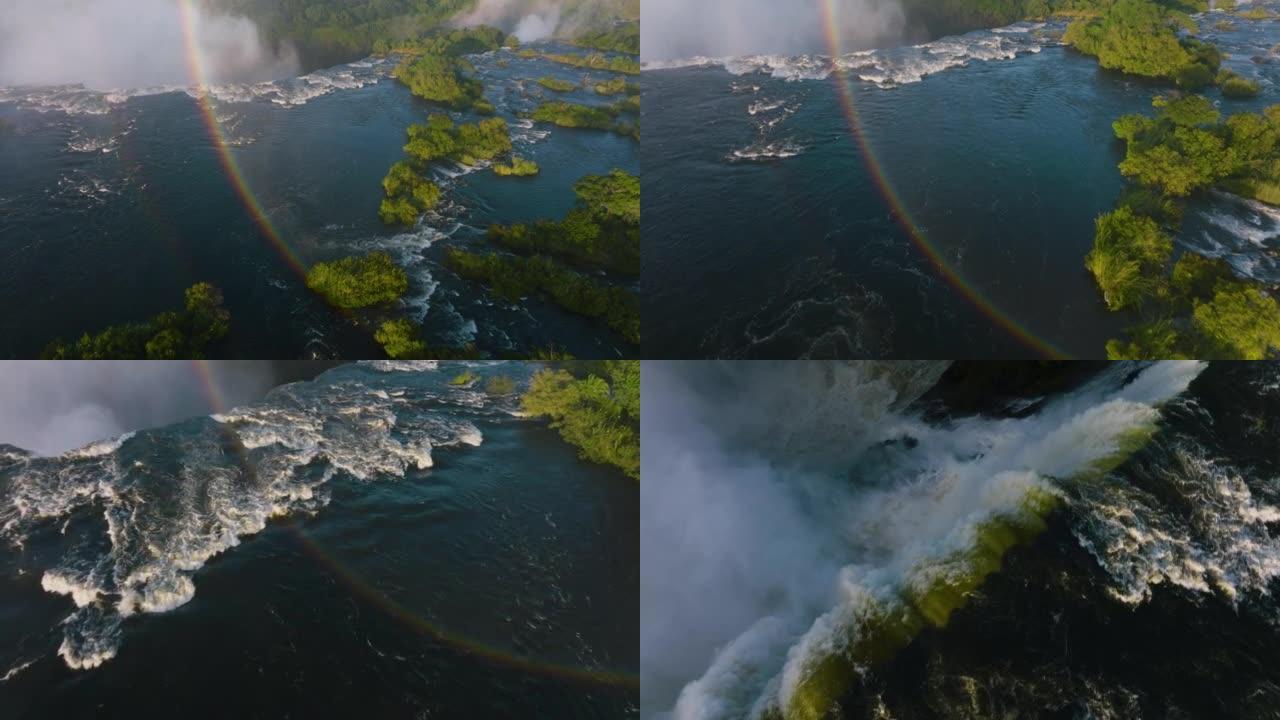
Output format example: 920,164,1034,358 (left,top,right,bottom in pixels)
593,76,639,96
449,370,479,386
1090,95,1280,358
493,157,541,176
379,160,441,226
537,76,579,92
485,375,517,395
1063,0,1216,85
380,115,512,225
530,100,638,138
521,360,639,479
404,114,513,166
530,51,641,75
569,20,640,54
43,283,231,359
444,249,640,345
487,170,640,273
374,318,482,359
306,251,408,309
